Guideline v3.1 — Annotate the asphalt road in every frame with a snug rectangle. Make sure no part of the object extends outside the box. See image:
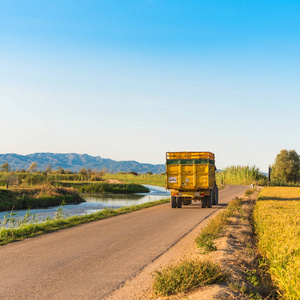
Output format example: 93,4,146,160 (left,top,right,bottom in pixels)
0,185,248,300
